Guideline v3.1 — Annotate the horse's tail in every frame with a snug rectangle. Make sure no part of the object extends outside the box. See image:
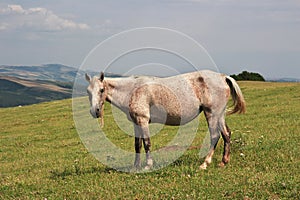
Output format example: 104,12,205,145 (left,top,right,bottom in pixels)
225,76,246,115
